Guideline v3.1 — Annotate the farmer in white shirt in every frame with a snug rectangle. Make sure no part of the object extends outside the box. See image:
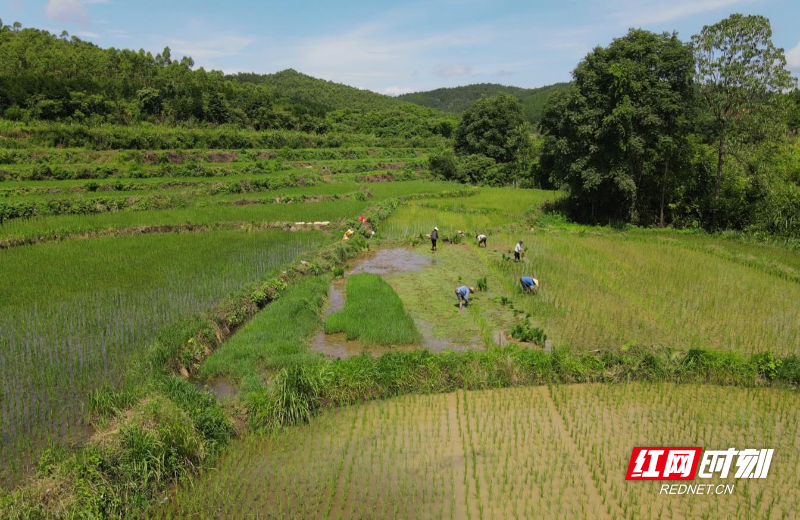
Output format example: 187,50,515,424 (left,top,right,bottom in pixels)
514,240,524,262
